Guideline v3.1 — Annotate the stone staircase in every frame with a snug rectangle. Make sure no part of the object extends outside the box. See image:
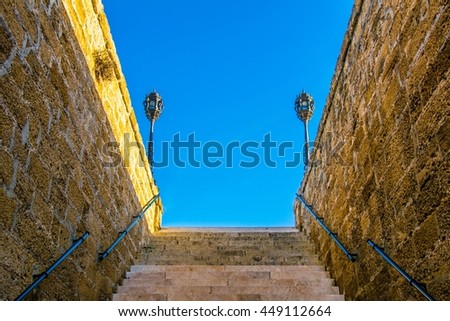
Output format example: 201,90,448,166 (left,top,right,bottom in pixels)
113,228,344,301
